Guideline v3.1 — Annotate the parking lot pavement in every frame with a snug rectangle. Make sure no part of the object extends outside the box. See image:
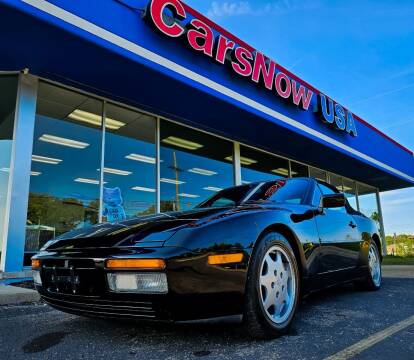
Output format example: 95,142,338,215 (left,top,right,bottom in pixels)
0,277,413,360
